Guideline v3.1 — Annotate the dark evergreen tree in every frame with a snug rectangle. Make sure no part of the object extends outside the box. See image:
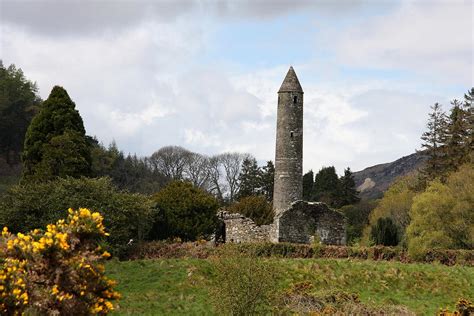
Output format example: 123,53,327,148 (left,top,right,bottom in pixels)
339,167,360,206
463,88,474,159
302,170,314,201
370,217,399,246
419,103,448,180
444,99,469,170
260,160,274,201
22,86,91,181
90,141,167,194
0,62,41,165
312,166,342,208
236,157,262,199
